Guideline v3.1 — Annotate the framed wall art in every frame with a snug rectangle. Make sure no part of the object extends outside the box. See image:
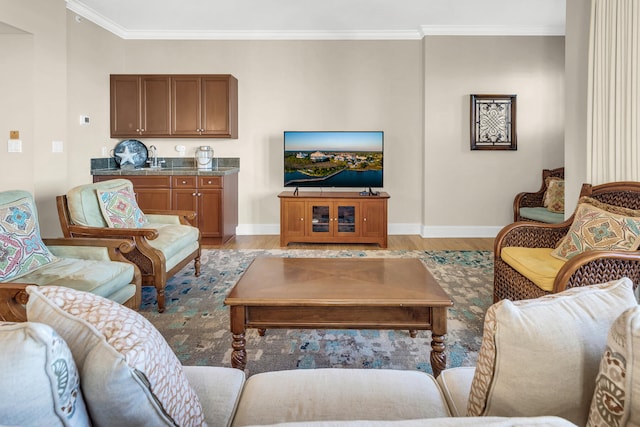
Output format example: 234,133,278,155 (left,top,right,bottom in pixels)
470,94,517,150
